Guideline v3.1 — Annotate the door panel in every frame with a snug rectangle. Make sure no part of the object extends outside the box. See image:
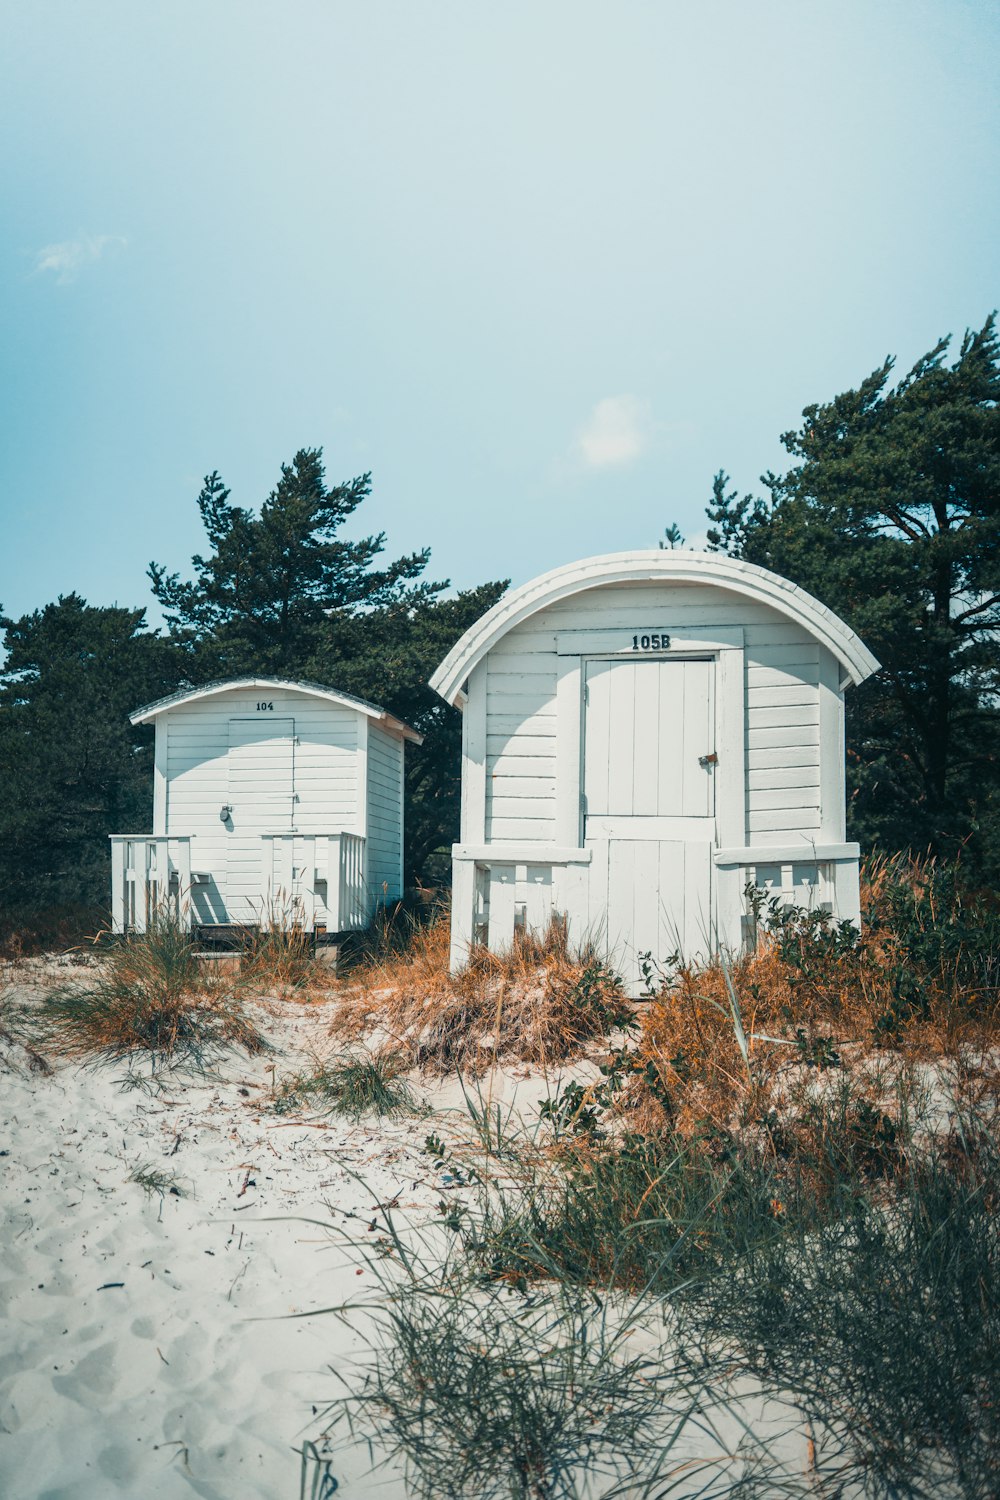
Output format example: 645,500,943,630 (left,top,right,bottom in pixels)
226,717,295,921
584,658,714,819
583,658,716,988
